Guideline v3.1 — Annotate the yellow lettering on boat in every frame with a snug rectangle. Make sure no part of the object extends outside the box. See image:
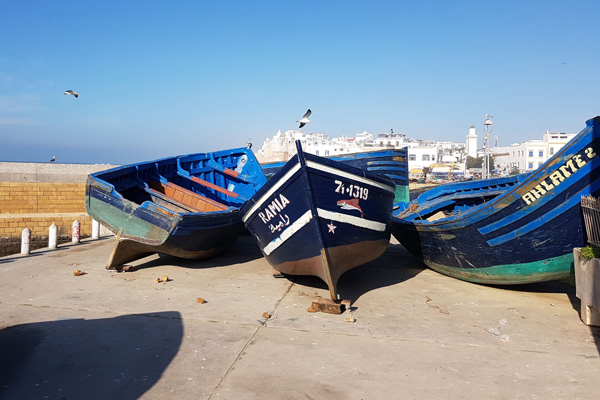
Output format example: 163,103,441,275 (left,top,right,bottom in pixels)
548,170,566,186
532,185,546,197
573,154,586,168
558,159,576,178
521,145,597,206
585,147,596,159
522,192,537,205
540,181,554,191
